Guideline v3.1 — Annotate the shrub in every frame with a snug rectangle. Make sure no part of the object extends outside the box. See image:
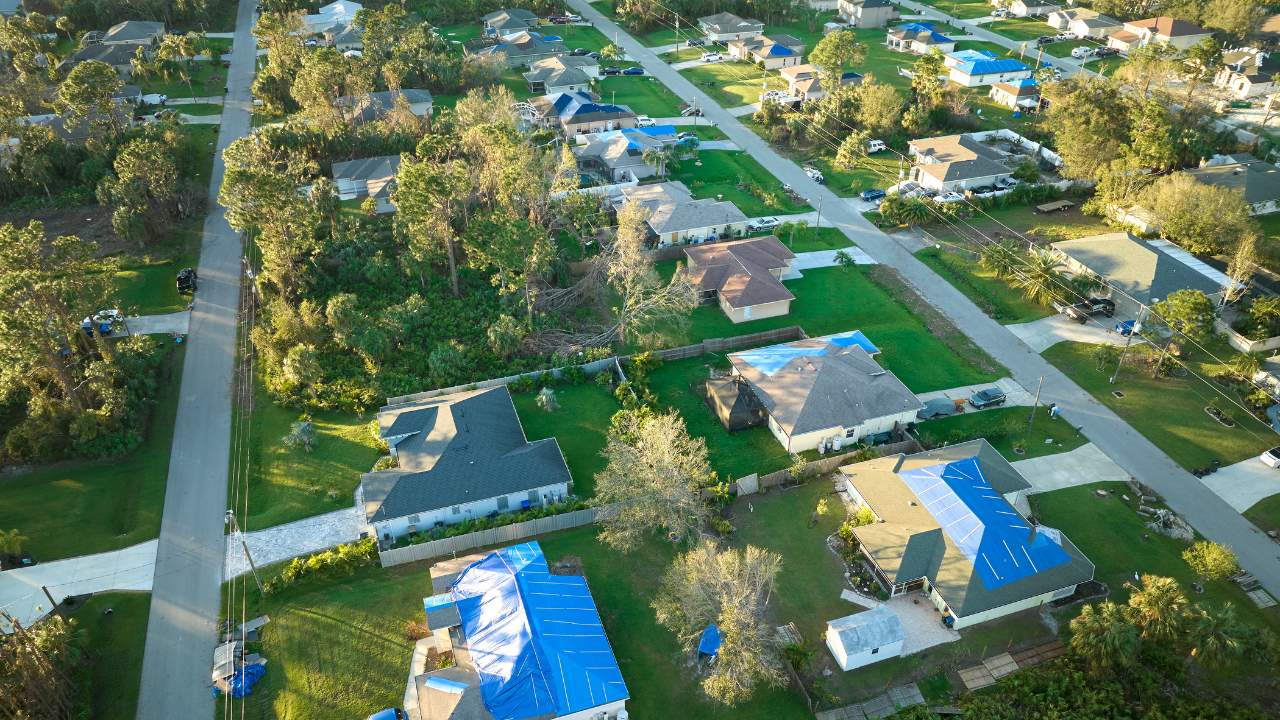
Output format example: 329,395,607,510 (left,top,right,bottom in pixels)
263,538,378,595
